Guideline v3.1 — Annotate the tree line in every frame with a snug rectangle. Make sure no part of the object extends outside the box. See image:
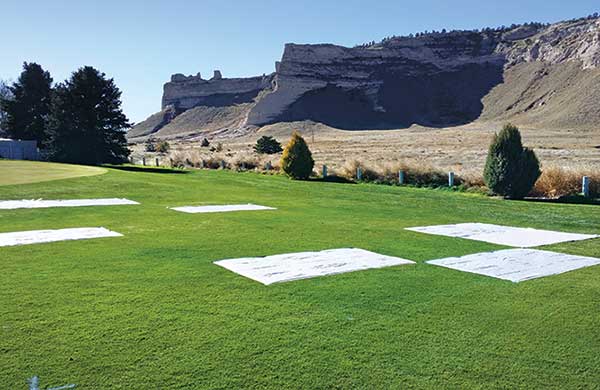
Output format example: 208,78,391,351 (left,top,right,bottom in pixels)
0,62,130,165
354,13,600,49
